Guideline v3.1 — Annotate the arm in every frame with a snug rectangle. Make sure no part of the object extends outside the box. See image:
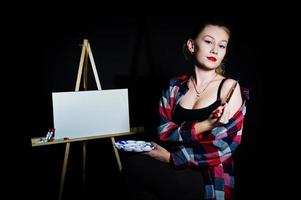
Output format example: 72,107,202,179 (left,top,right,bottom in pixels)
171,103,247,168
171,85,248,168
157,79,217,143
148,104,246,166
158,79,243,142
193,80,243,137
220,79,243,119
